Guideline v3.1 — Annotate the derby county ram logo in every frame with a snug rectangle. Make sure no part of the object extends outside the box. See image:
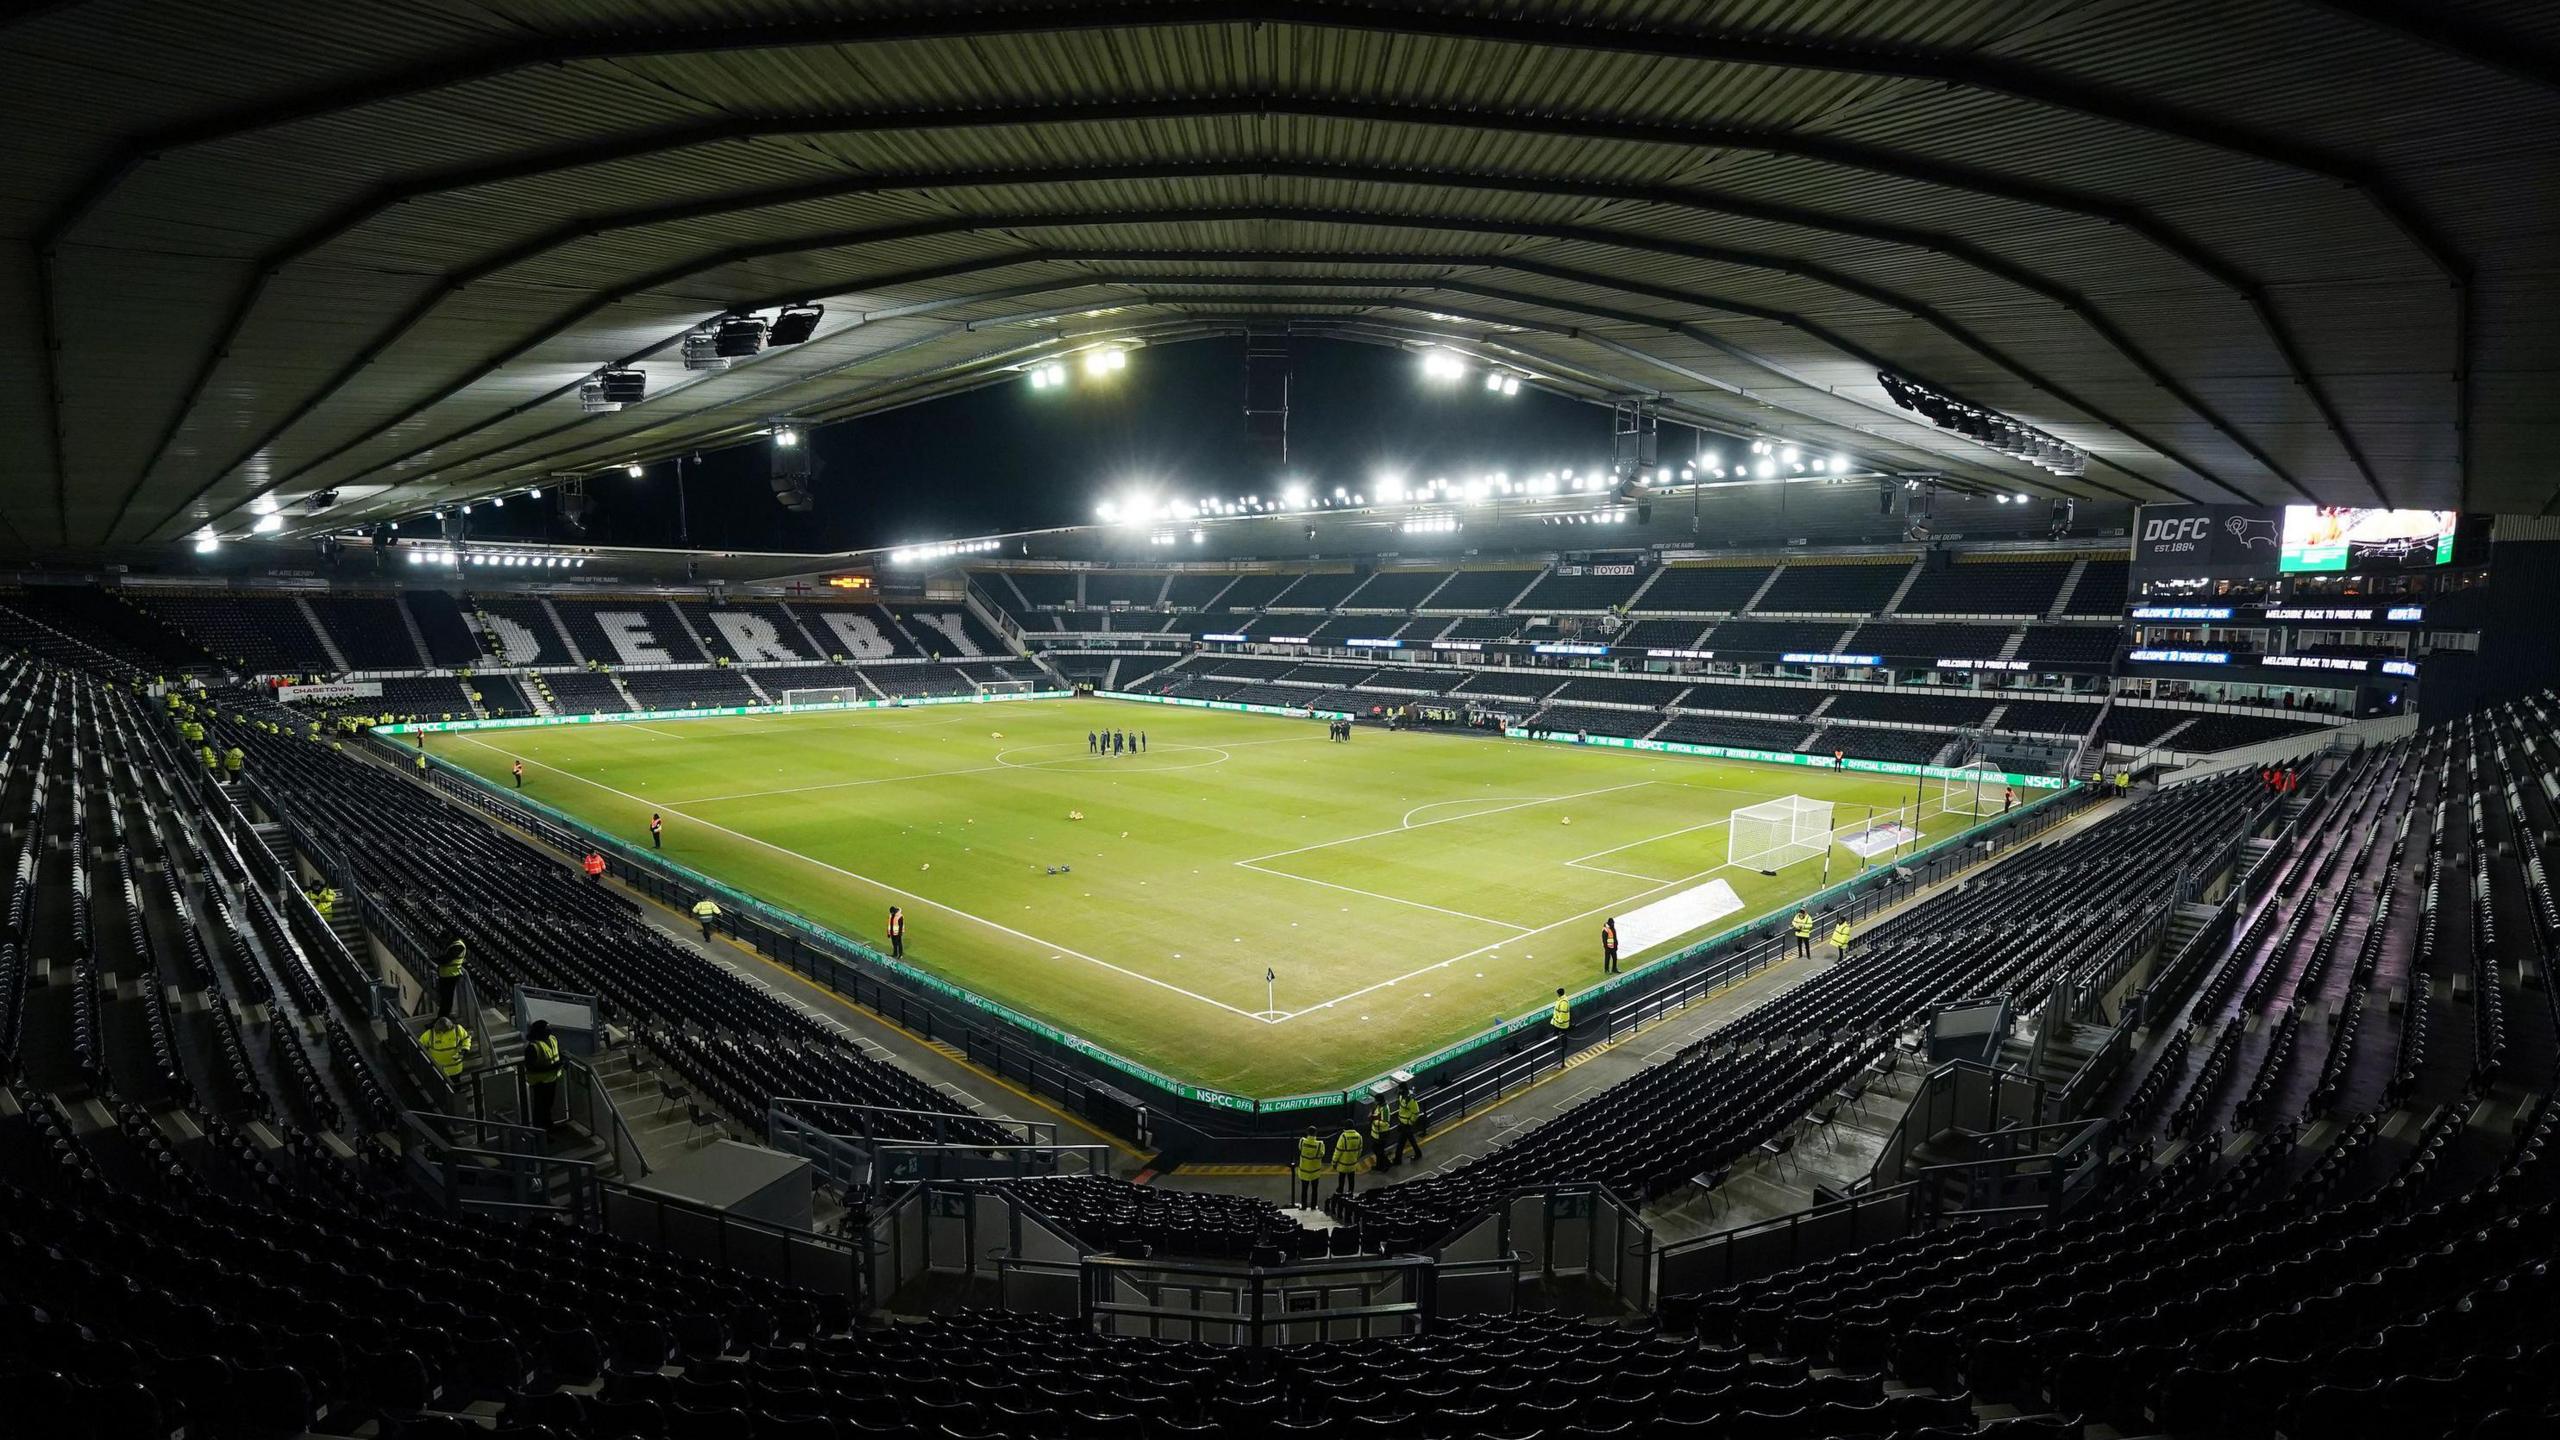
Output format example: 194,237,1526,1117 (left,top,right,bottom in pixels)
2225,515,2279,549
